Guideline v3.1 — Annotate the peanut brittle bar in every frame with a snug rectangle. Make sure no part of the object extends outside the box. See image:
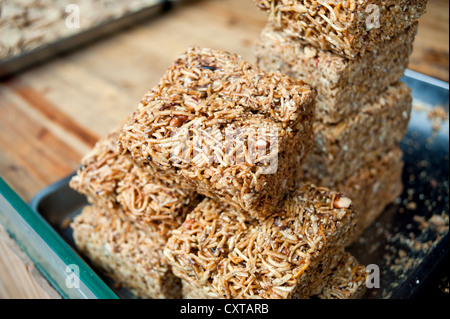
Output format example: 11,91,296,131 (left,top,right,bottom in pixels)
164,183,356,299
118,47,316,218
